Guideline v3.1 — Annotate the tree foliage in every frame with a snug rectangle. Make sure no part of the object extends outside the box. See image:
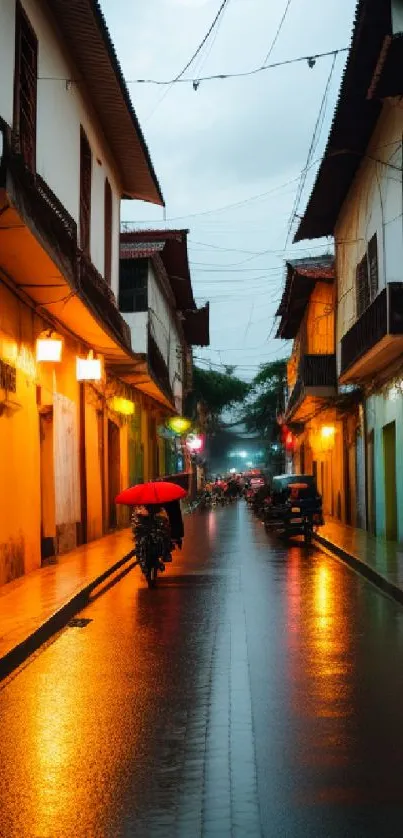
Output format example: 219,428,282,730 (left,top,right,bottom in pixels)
188,366,250,425
243,359,288,439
